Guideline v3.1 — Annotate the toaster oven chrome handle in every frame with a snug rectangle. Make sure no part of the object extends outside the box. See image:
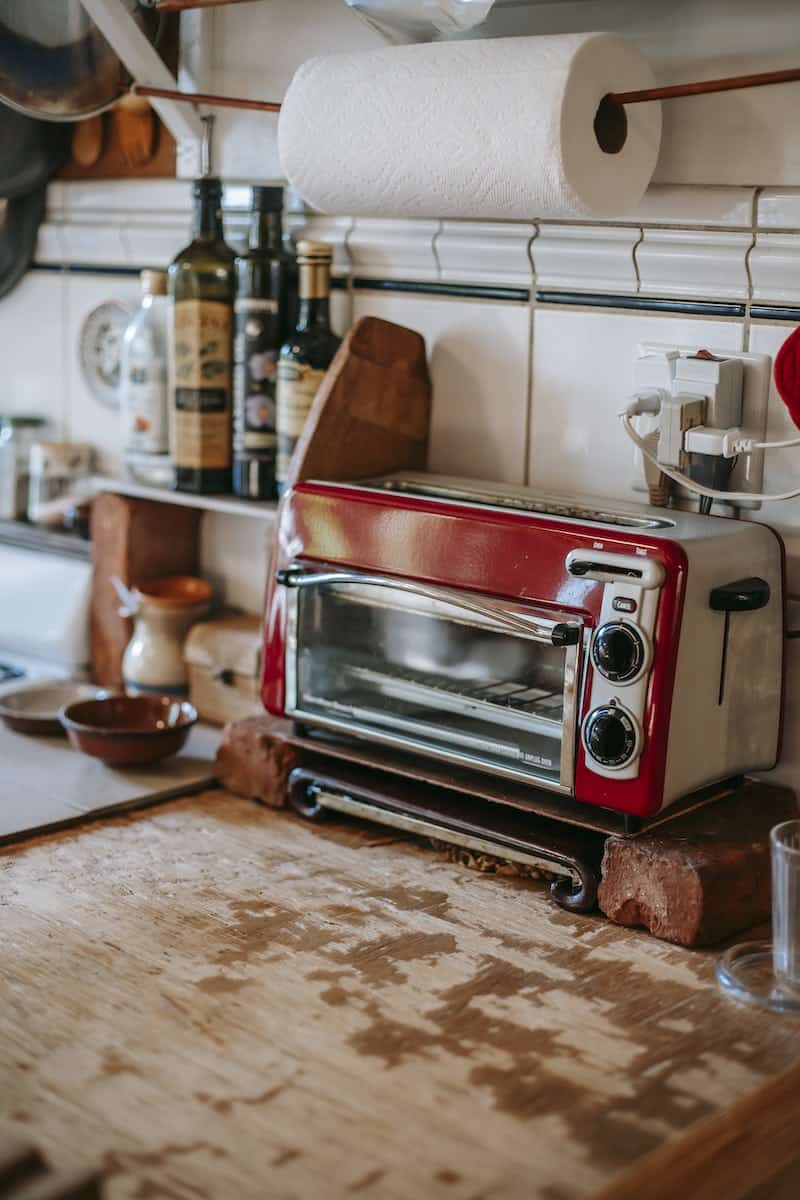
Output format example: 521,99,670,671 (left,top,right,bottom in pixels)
275,566,581,647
